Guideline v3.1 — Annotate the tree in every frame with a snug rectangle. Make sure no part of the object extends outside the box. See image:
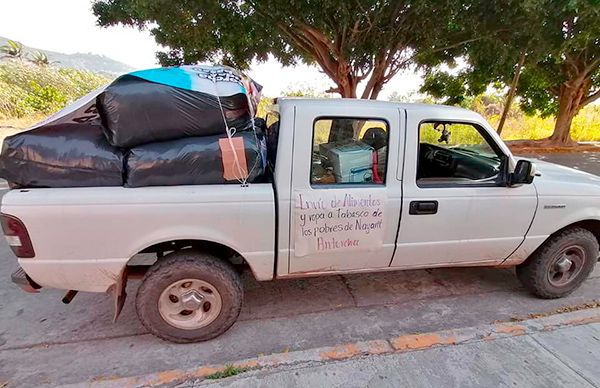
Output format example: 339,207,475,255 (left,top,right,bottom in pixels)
93,0,481,100
518,1,600,145
421,0,600,145
1,40,25,60
497,50,525,135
